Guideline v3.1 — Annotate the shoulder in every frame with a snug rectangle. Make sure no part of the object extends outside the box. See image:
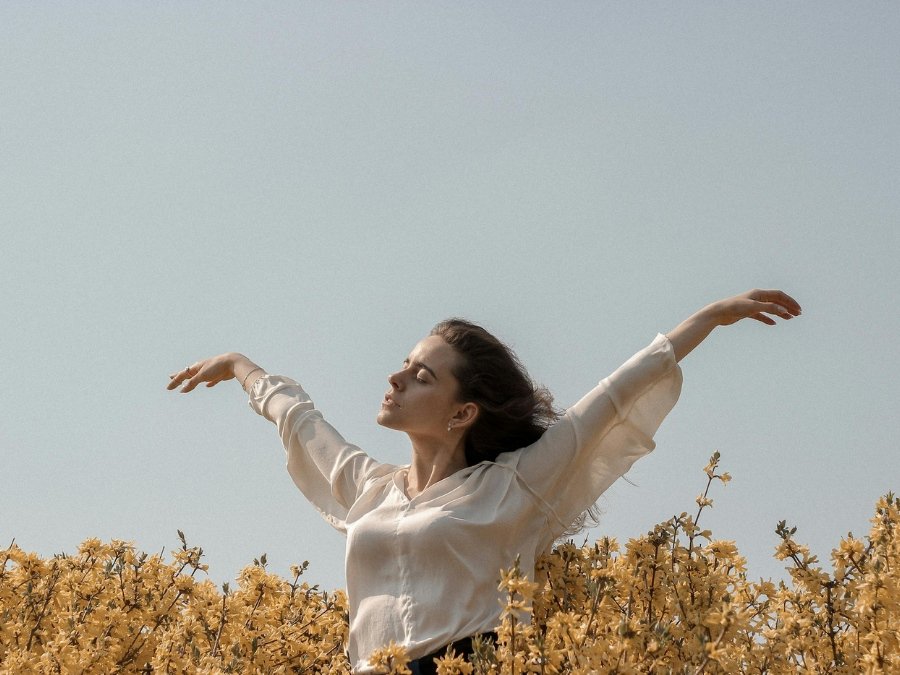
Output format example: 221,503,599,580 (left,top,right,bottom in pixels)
359,462,403,492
